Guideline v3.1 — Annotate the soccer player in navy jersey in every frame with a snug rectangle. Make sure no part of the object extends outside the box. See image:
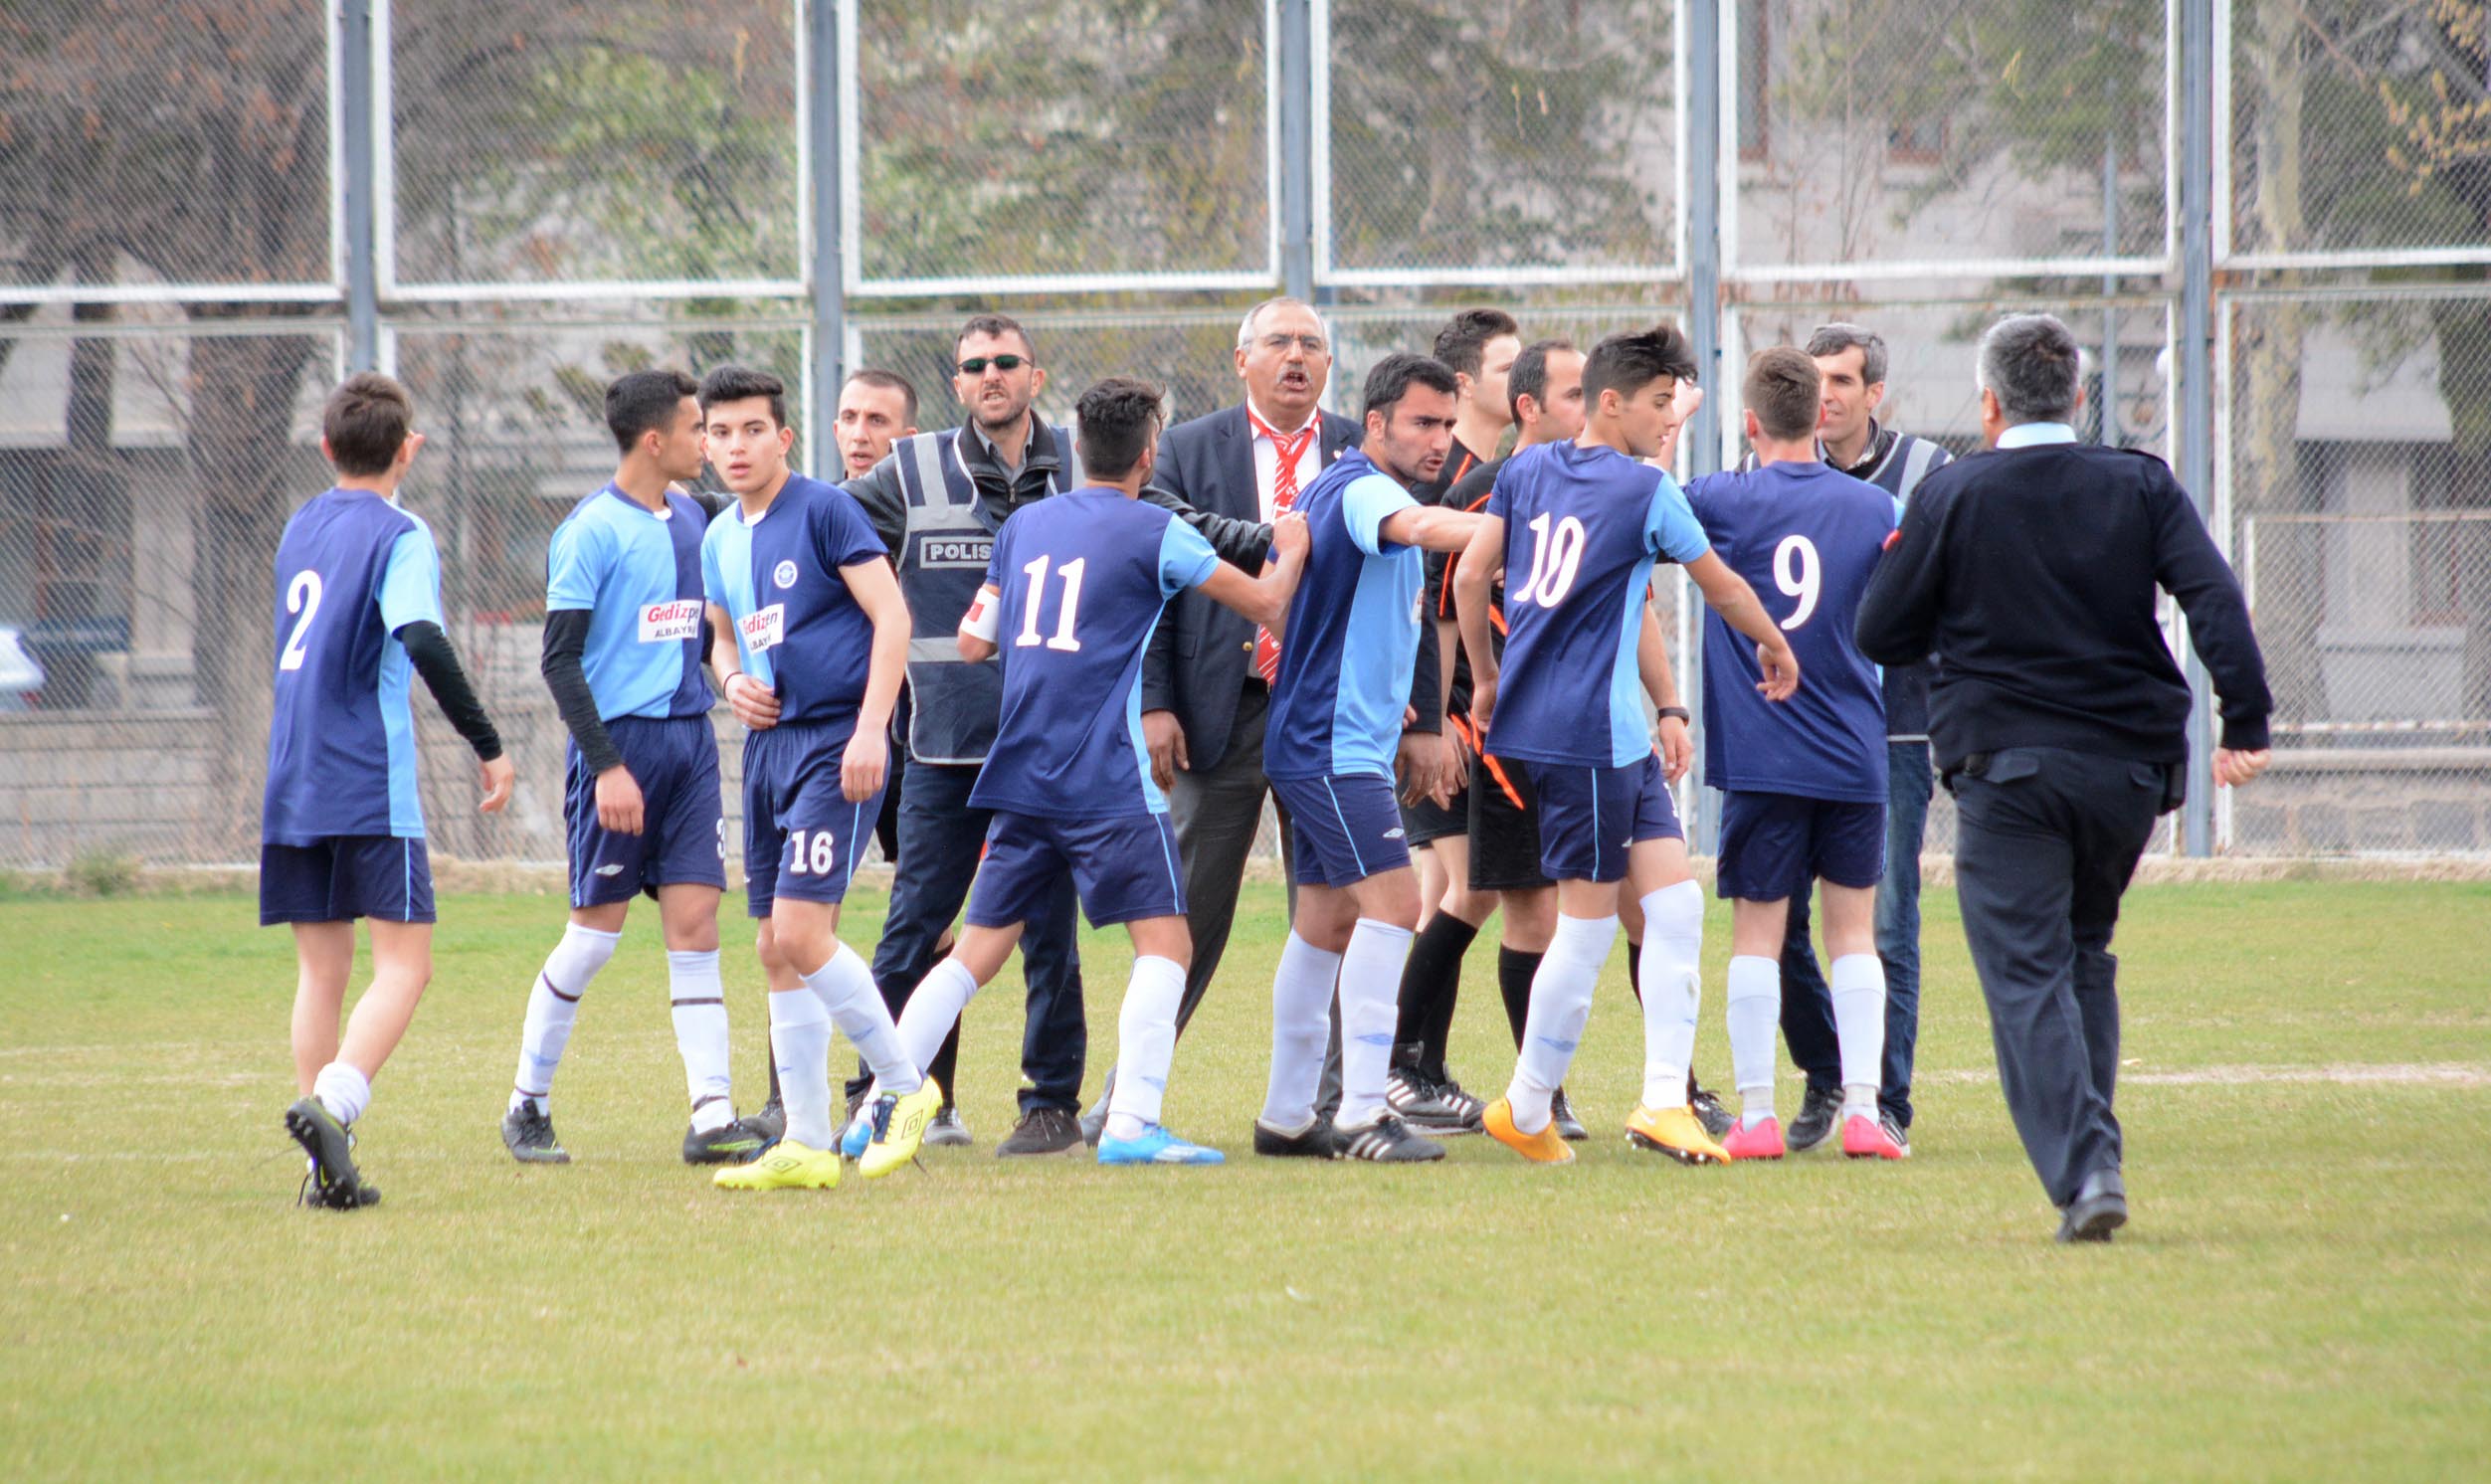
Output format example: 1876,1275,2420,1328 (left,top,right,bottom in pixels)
1256,353,1486,1164
694,365,937,1191
265,373,515,1209
1454,323,1798,1167
856,378,1308,1165
1685,348,1908,1162
496,371,766,1169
